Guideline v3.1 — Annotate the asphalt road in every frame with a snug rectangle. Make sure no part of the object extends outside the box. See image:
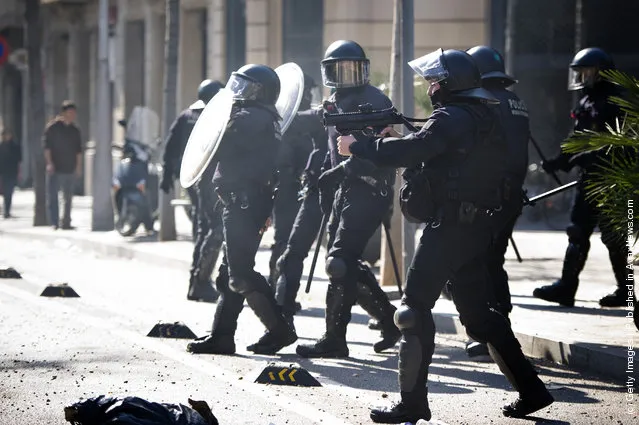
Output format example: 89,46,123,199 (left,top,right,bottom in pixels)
0,235,633,425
